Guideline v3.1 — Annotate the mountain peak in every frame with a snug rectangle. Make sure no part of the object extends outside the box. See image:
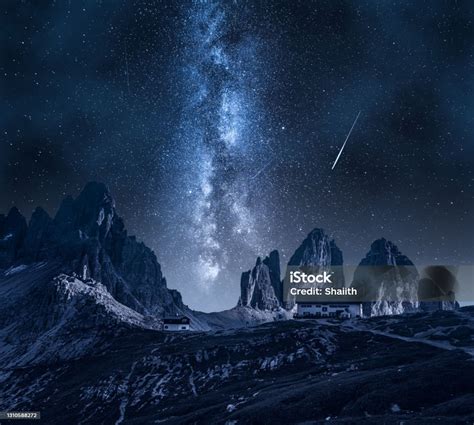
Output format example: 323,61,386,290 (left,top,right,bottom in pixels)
288,227,343,268
53,181,115,242
353,238,418,316
6,206,24,221
361,238,413,266
1,182,187,318
31,206,51,221
308,227,325,237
